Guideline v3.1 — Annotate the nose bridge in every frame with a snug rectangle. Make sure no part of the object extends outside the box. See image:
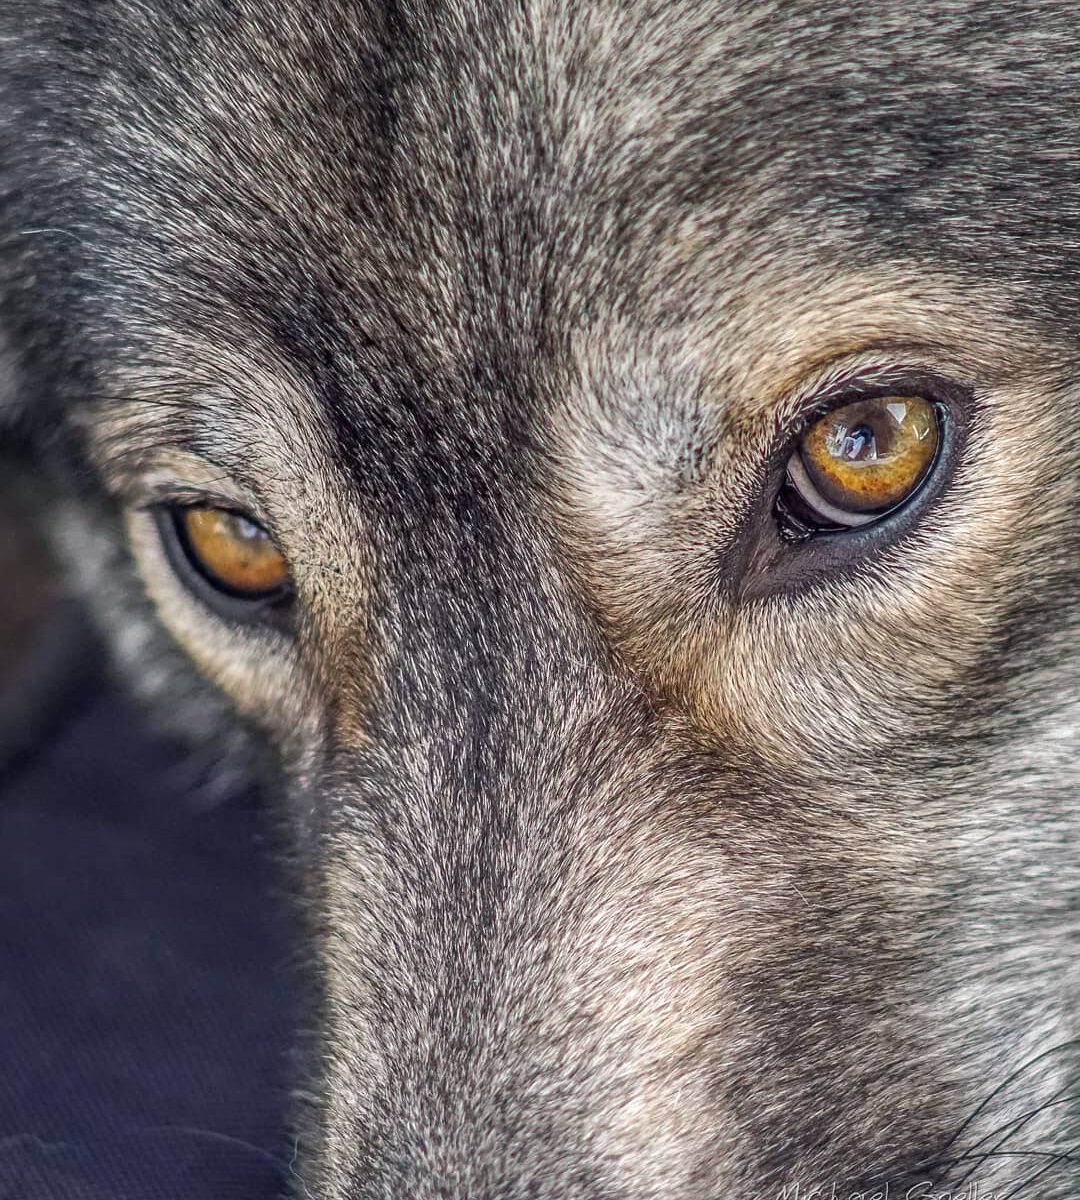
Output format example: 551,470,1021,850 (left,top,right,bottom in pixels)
369,420,605,755
342,416,648,924
373,493,617,871
328,695,661,1200
322,697,714,1200
315,391,683,1195
342,434,620,937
